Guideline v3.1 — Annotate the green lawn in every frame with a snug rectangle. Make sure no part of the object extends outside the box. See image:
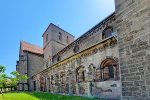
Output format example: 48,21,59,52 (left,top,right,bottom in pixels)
0,91,106,100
